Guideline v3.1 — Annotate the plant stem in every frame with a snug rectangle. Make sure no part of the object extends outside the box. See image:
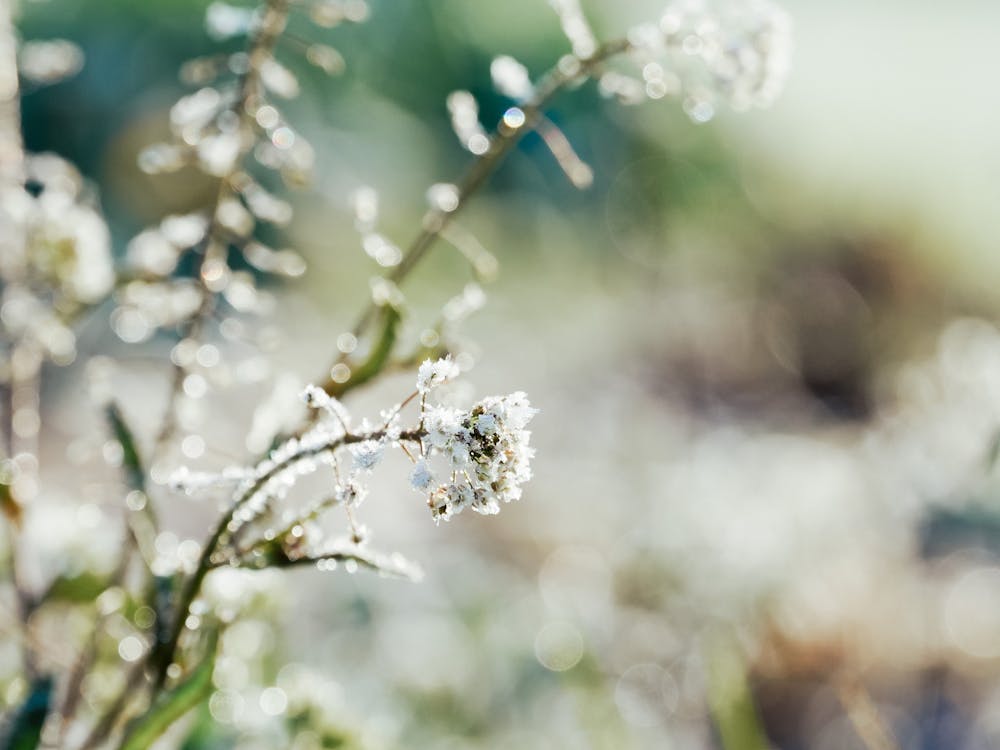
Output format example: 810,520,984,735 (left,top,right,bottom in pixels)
152,0,291,463
150,426,422,692
80,3,296,747
320,37,631,397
